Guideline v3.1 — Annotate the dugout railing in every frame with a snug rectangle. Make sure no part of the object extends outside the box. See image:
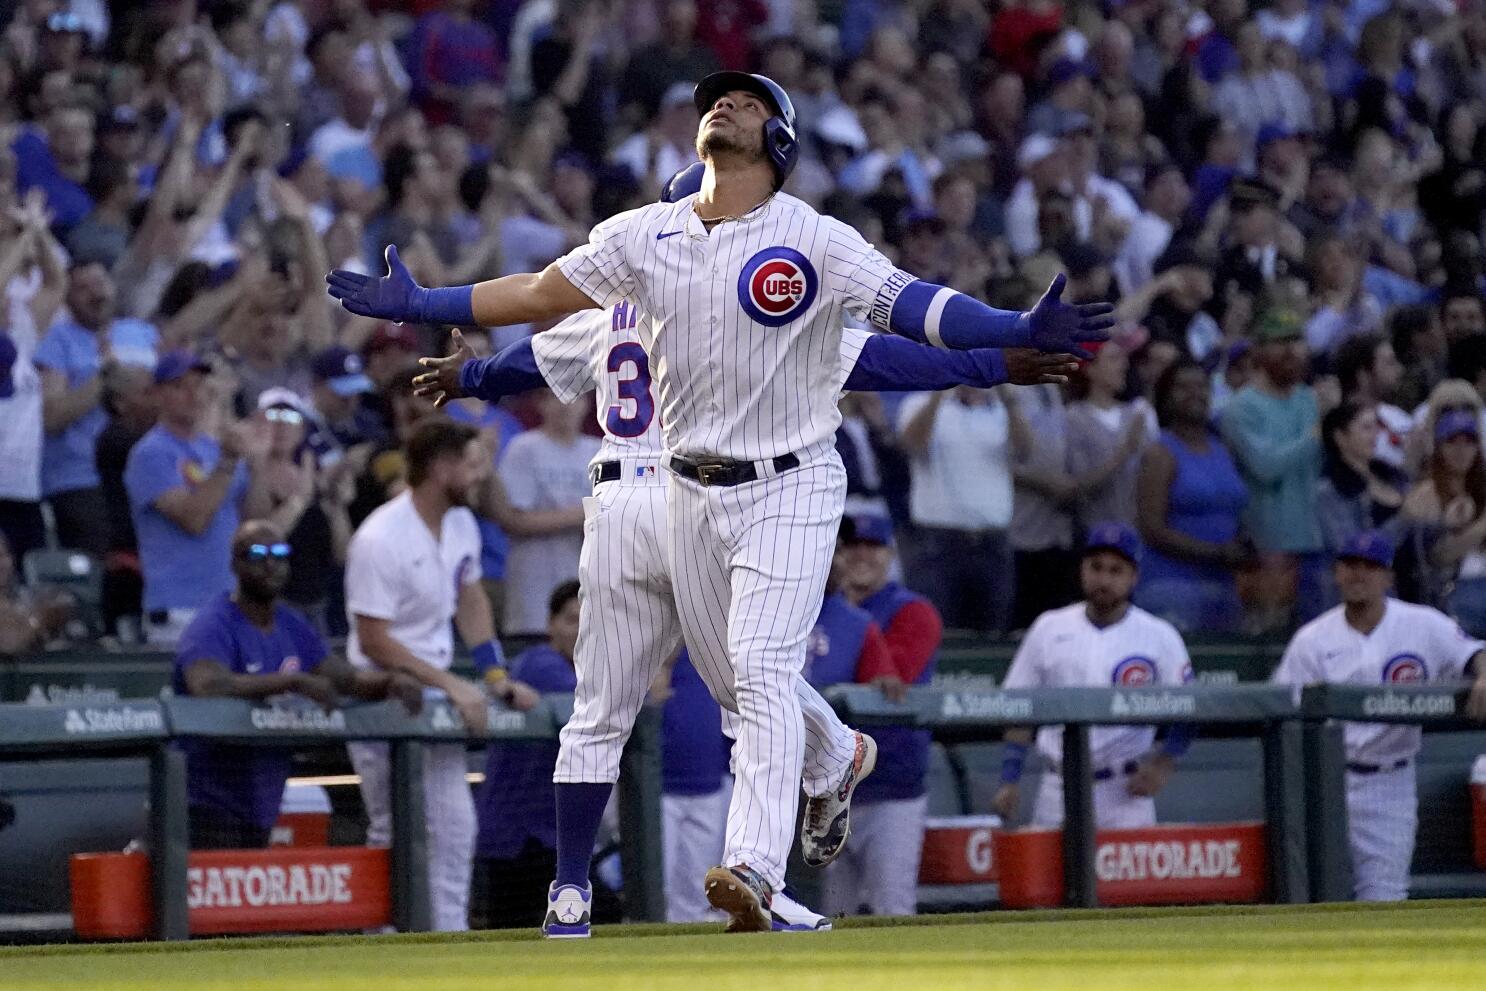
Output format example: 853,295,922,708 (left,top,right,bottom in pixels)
0,695,665,940
823,684,1308,908
1301,683,1486,901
